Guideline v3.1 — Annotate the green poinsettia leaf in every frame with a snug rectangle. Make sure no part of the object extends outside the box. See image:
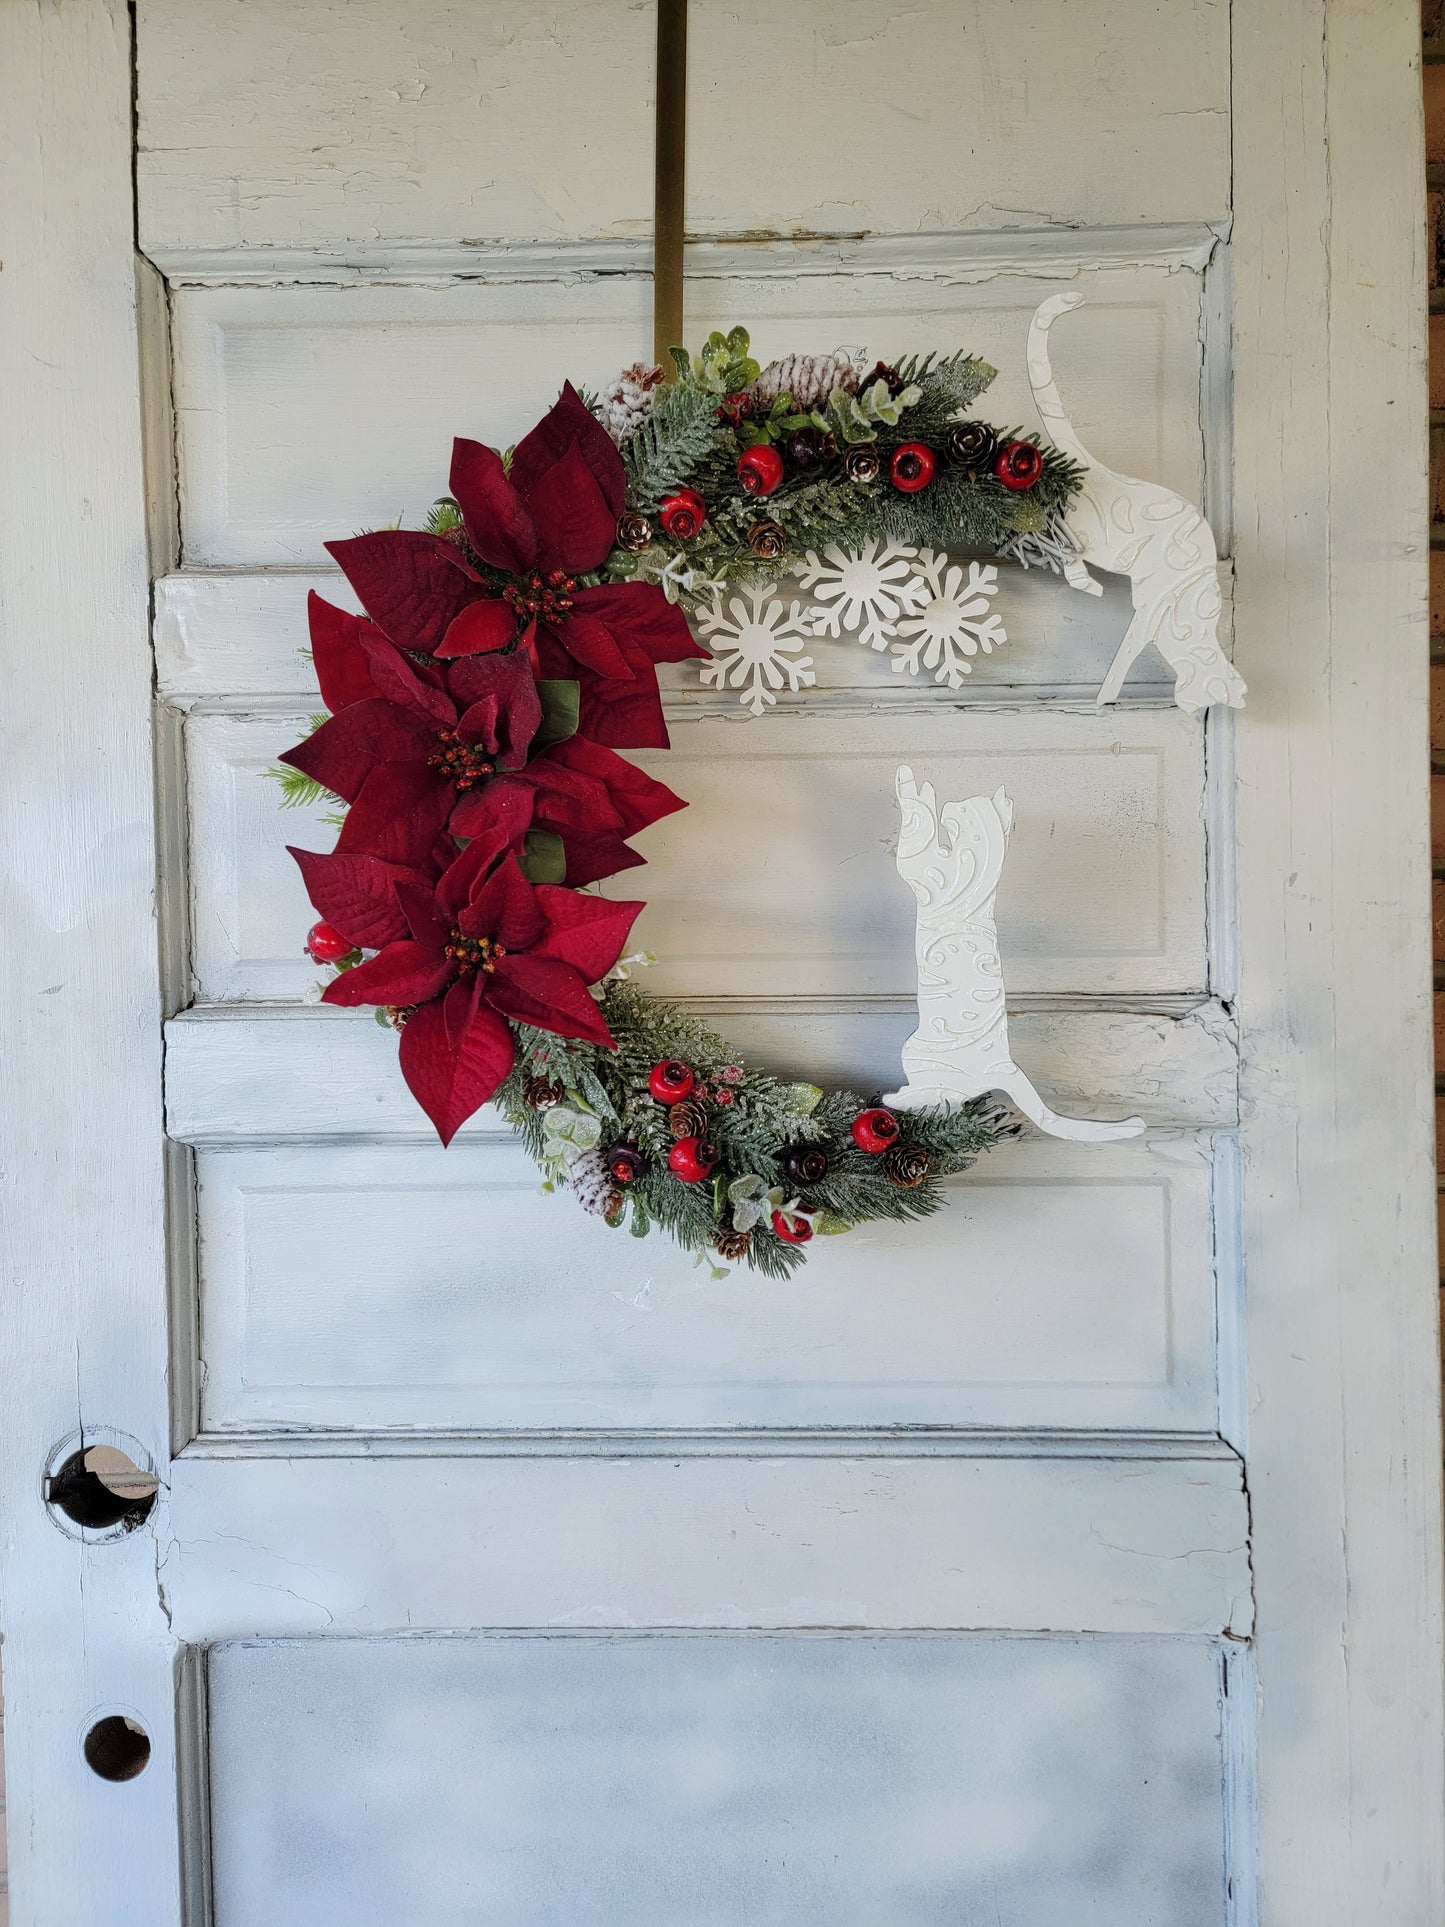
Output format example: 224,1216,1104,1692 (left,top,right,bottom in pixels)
779,1083,823,1114
518,828,567,886
668,345,692,384
534,679,580,750
811,1209,854,1236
